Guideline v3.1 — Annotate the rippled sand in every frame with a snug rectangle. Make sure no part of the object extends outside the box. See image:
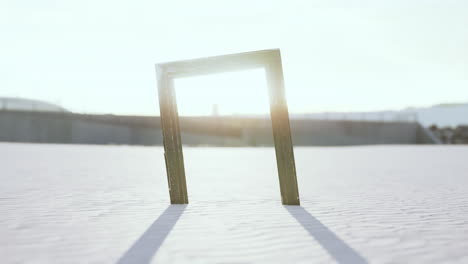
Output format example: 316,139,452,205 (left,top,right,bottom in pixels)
1,143,467,263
